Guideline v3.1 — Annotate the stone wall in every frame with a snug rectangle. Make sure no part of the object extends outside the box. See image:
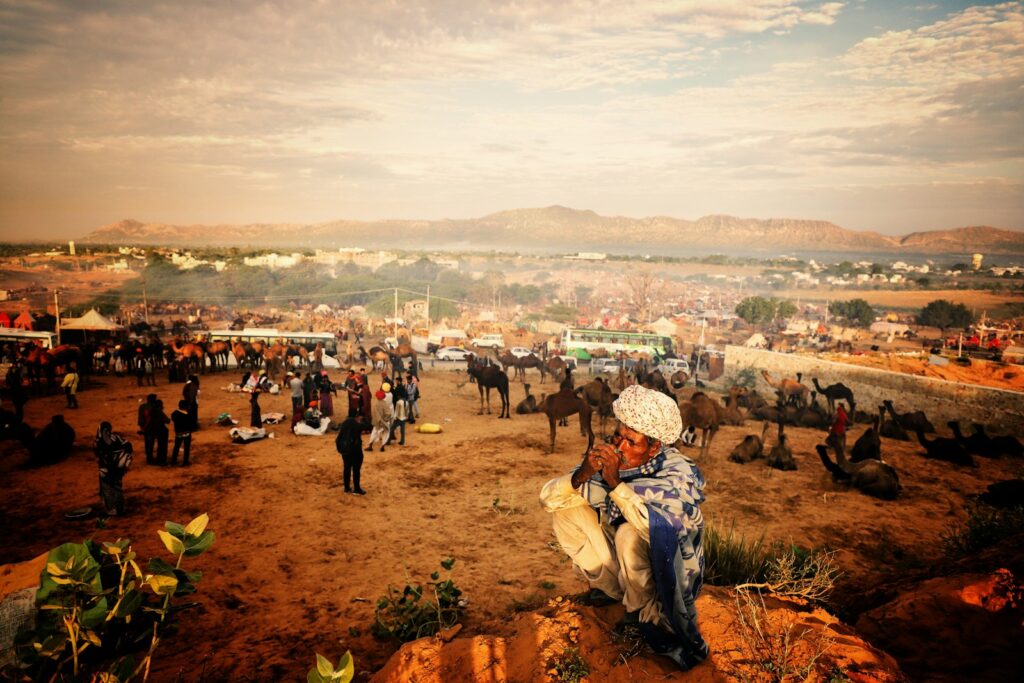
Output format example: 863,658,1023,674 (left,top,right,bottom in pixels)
723,345,1024,436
